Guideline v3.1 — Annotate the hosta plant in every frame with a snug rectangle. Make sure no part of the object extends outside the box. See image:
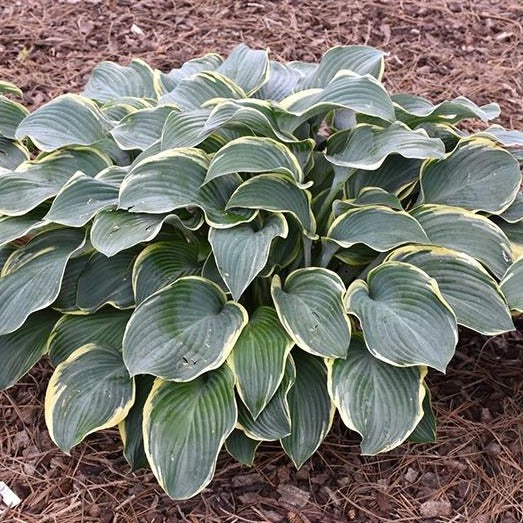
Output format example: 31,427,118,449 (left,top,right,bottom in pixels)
1,44,522,500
